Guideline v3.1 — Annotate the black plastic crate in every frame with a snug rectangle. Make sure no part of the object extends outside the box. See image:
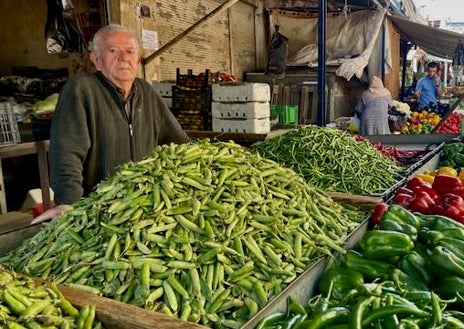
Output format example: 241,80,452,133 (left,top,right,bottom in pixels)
171,108,212,131
172,86,212,112
31,115,53,141
176,68,211,88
